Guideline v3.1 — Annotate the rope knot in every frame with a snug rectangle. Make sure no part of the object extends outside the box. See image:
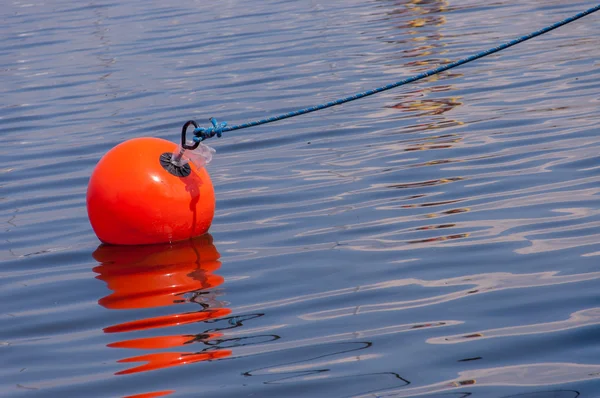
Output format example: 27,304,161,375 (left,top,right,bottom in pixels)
193,117,227,142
